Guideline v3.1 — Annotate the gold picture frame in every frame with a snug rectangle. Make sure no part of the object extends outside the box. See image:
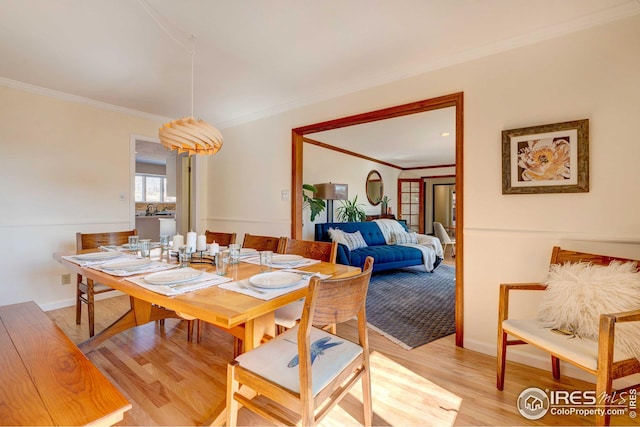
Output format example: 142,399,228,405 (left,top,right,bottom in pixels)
502,119,589,194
